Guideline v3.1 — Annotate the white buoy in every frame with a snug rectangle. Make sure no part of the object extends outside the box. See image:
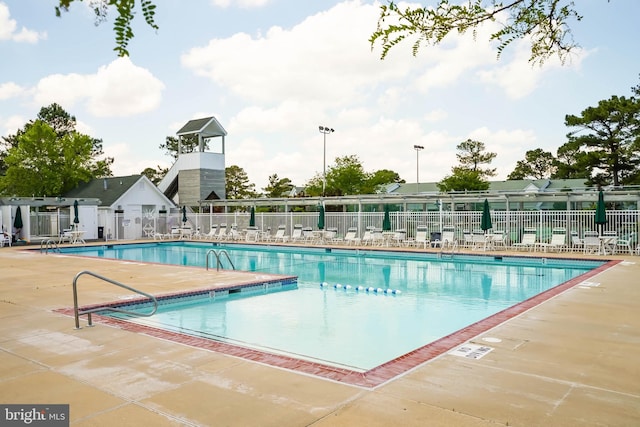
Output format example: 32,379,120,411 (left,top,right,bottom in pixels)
366,287,375,292
320,282,329,287
393,289,402,295
376,288,384,293
334,283,341,289
384,288,393,294
355,286,364,291
343,284,352,290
